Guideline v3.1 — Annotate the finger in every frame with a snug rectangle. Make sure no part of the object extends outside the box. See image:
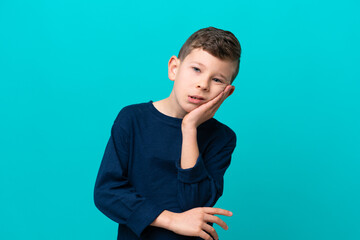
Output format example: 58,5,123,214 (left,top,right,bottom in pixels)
201,85,232,111
223,85,234,98
208,85,232,106
203,91,224,109
228,85,235,96
211,86,231,108
221,84,230,94
213,90,225,103
204,214,228,230
210,89,229,111
202,223,218,240
216,85,234,107
199,230,213,240
208,100,224,115
203,207,233,217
